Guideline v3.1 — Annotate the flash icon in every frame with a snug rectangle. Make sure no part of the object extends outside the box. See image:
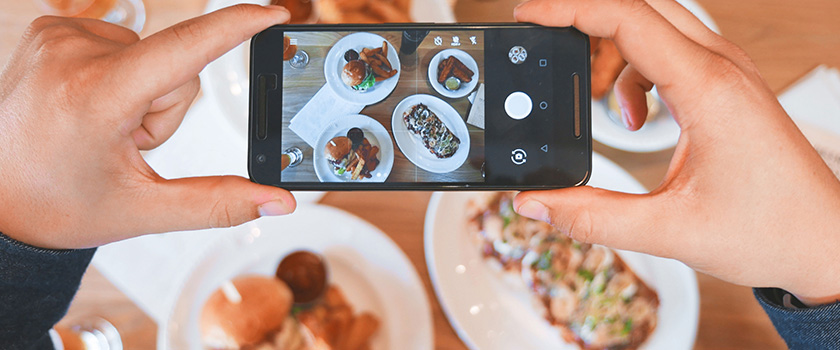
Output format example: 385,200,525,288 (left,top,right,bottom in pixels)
469,36,477,45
